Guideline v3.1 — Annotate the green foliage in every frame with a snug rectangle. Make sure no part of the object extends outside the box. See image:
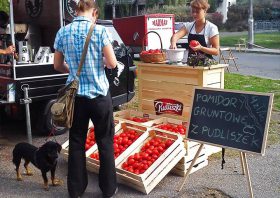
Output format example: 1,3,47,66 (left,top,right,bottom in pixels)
224,5,248,31
0,0,9,13
208,0,218,13
224,73,280,111
220,32,280,49
96,0,105,19
145,4,192,21
207,12,223,28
